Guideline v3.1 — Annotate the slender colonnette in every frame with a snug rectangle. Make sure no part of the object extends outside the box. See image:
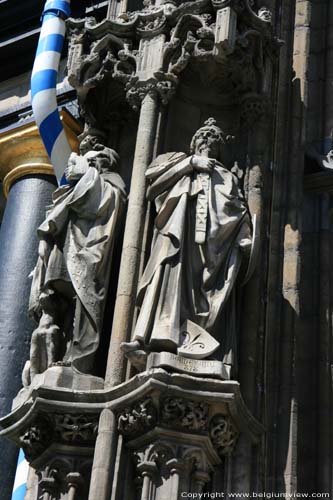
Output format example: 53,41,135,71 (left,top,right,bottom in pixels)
11,3,72,499
31,0,72,184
